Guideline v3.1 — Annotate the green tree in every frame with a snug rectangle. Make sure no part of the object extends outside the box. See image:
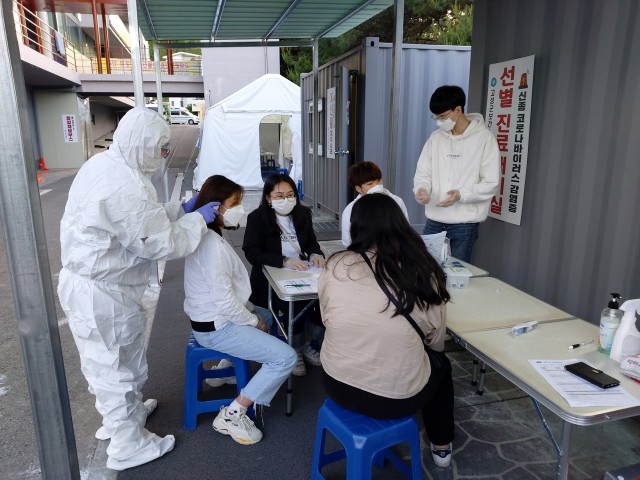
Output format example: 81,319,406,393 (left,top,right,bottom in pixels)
281,0,473,85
